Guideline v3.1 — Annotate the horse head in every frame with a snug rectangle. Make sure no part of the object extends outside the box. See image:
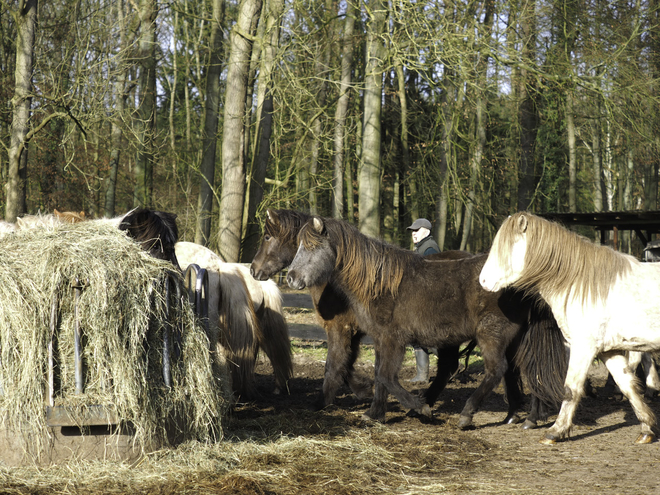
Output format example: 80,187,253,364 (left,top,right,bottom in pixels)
119,208,181,270
250,209,310,281
286,216,336,290
479,212,531,292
